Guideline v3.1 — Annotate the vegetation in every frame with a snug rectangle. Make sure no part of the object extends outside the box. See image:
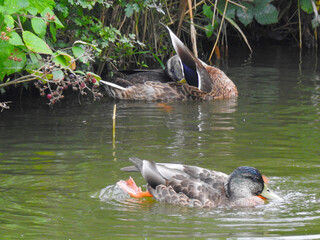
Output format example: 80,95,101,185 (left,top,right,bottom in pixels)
0,0,319,108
